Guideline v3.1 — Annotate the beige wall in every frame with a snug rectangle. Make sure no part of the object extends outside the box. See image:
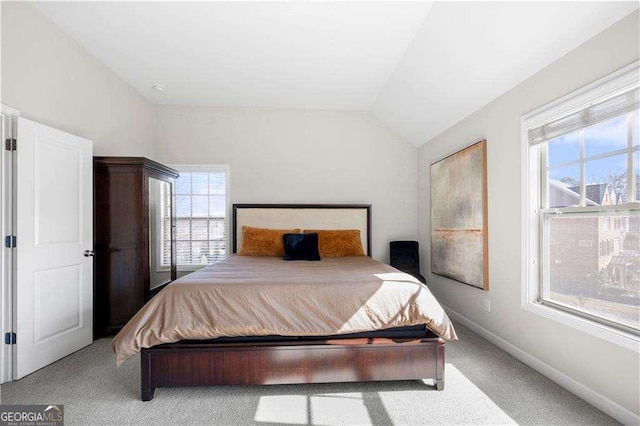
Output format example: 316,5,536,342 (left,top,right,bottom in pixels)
418,11,640,419
1,2,154,157
154,106,418,261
